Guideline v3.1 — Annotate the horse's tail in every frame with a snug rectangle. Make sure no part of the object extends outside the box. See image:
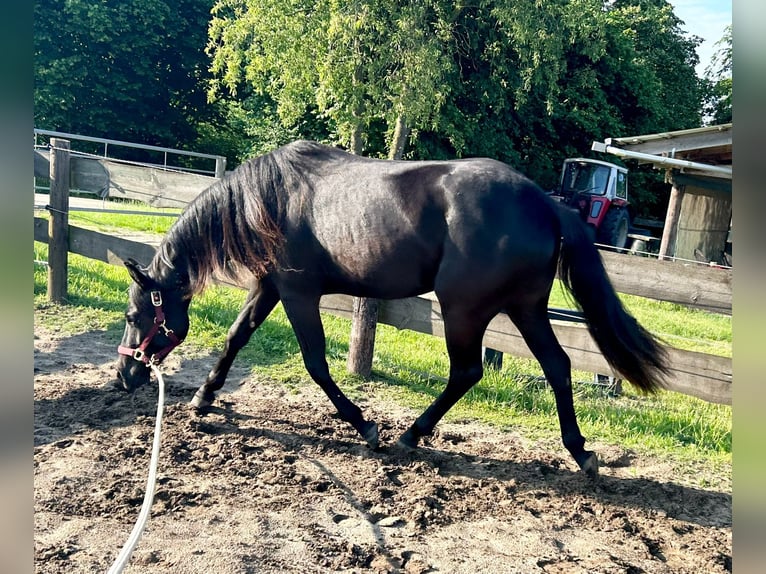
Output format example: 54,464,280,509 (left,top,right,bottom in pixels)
555,204,668,392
